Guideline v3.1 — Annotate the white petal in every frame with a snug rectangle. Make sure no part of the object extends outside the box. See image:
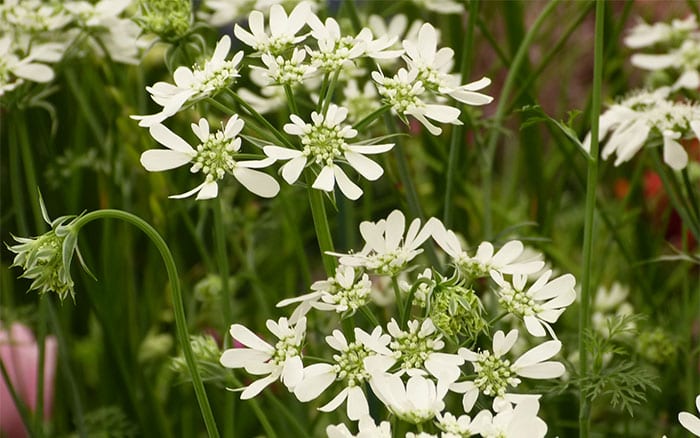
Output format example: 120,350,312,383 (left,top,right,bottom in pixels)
345,151,384,181
240,374,277,399
385,210,406,251
514,340,561,368
679,412,700,436
281,155,307,184
281,356,304,389
493,330,518,357
294,367,336,402
333,166,363,200
346,386,369,420
347,143,394,154
229,324,274,352
663,133,688,170
14,63,54,82
195,181,219,200
149,124,195,153
423,104,461,123
264,145,303,160
319,387,349,413
312,165,336,192
140,150,192,171
233,167,280,198
630,53,677,70
448,89,493,106
524,316,547,337
516,361,565,379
